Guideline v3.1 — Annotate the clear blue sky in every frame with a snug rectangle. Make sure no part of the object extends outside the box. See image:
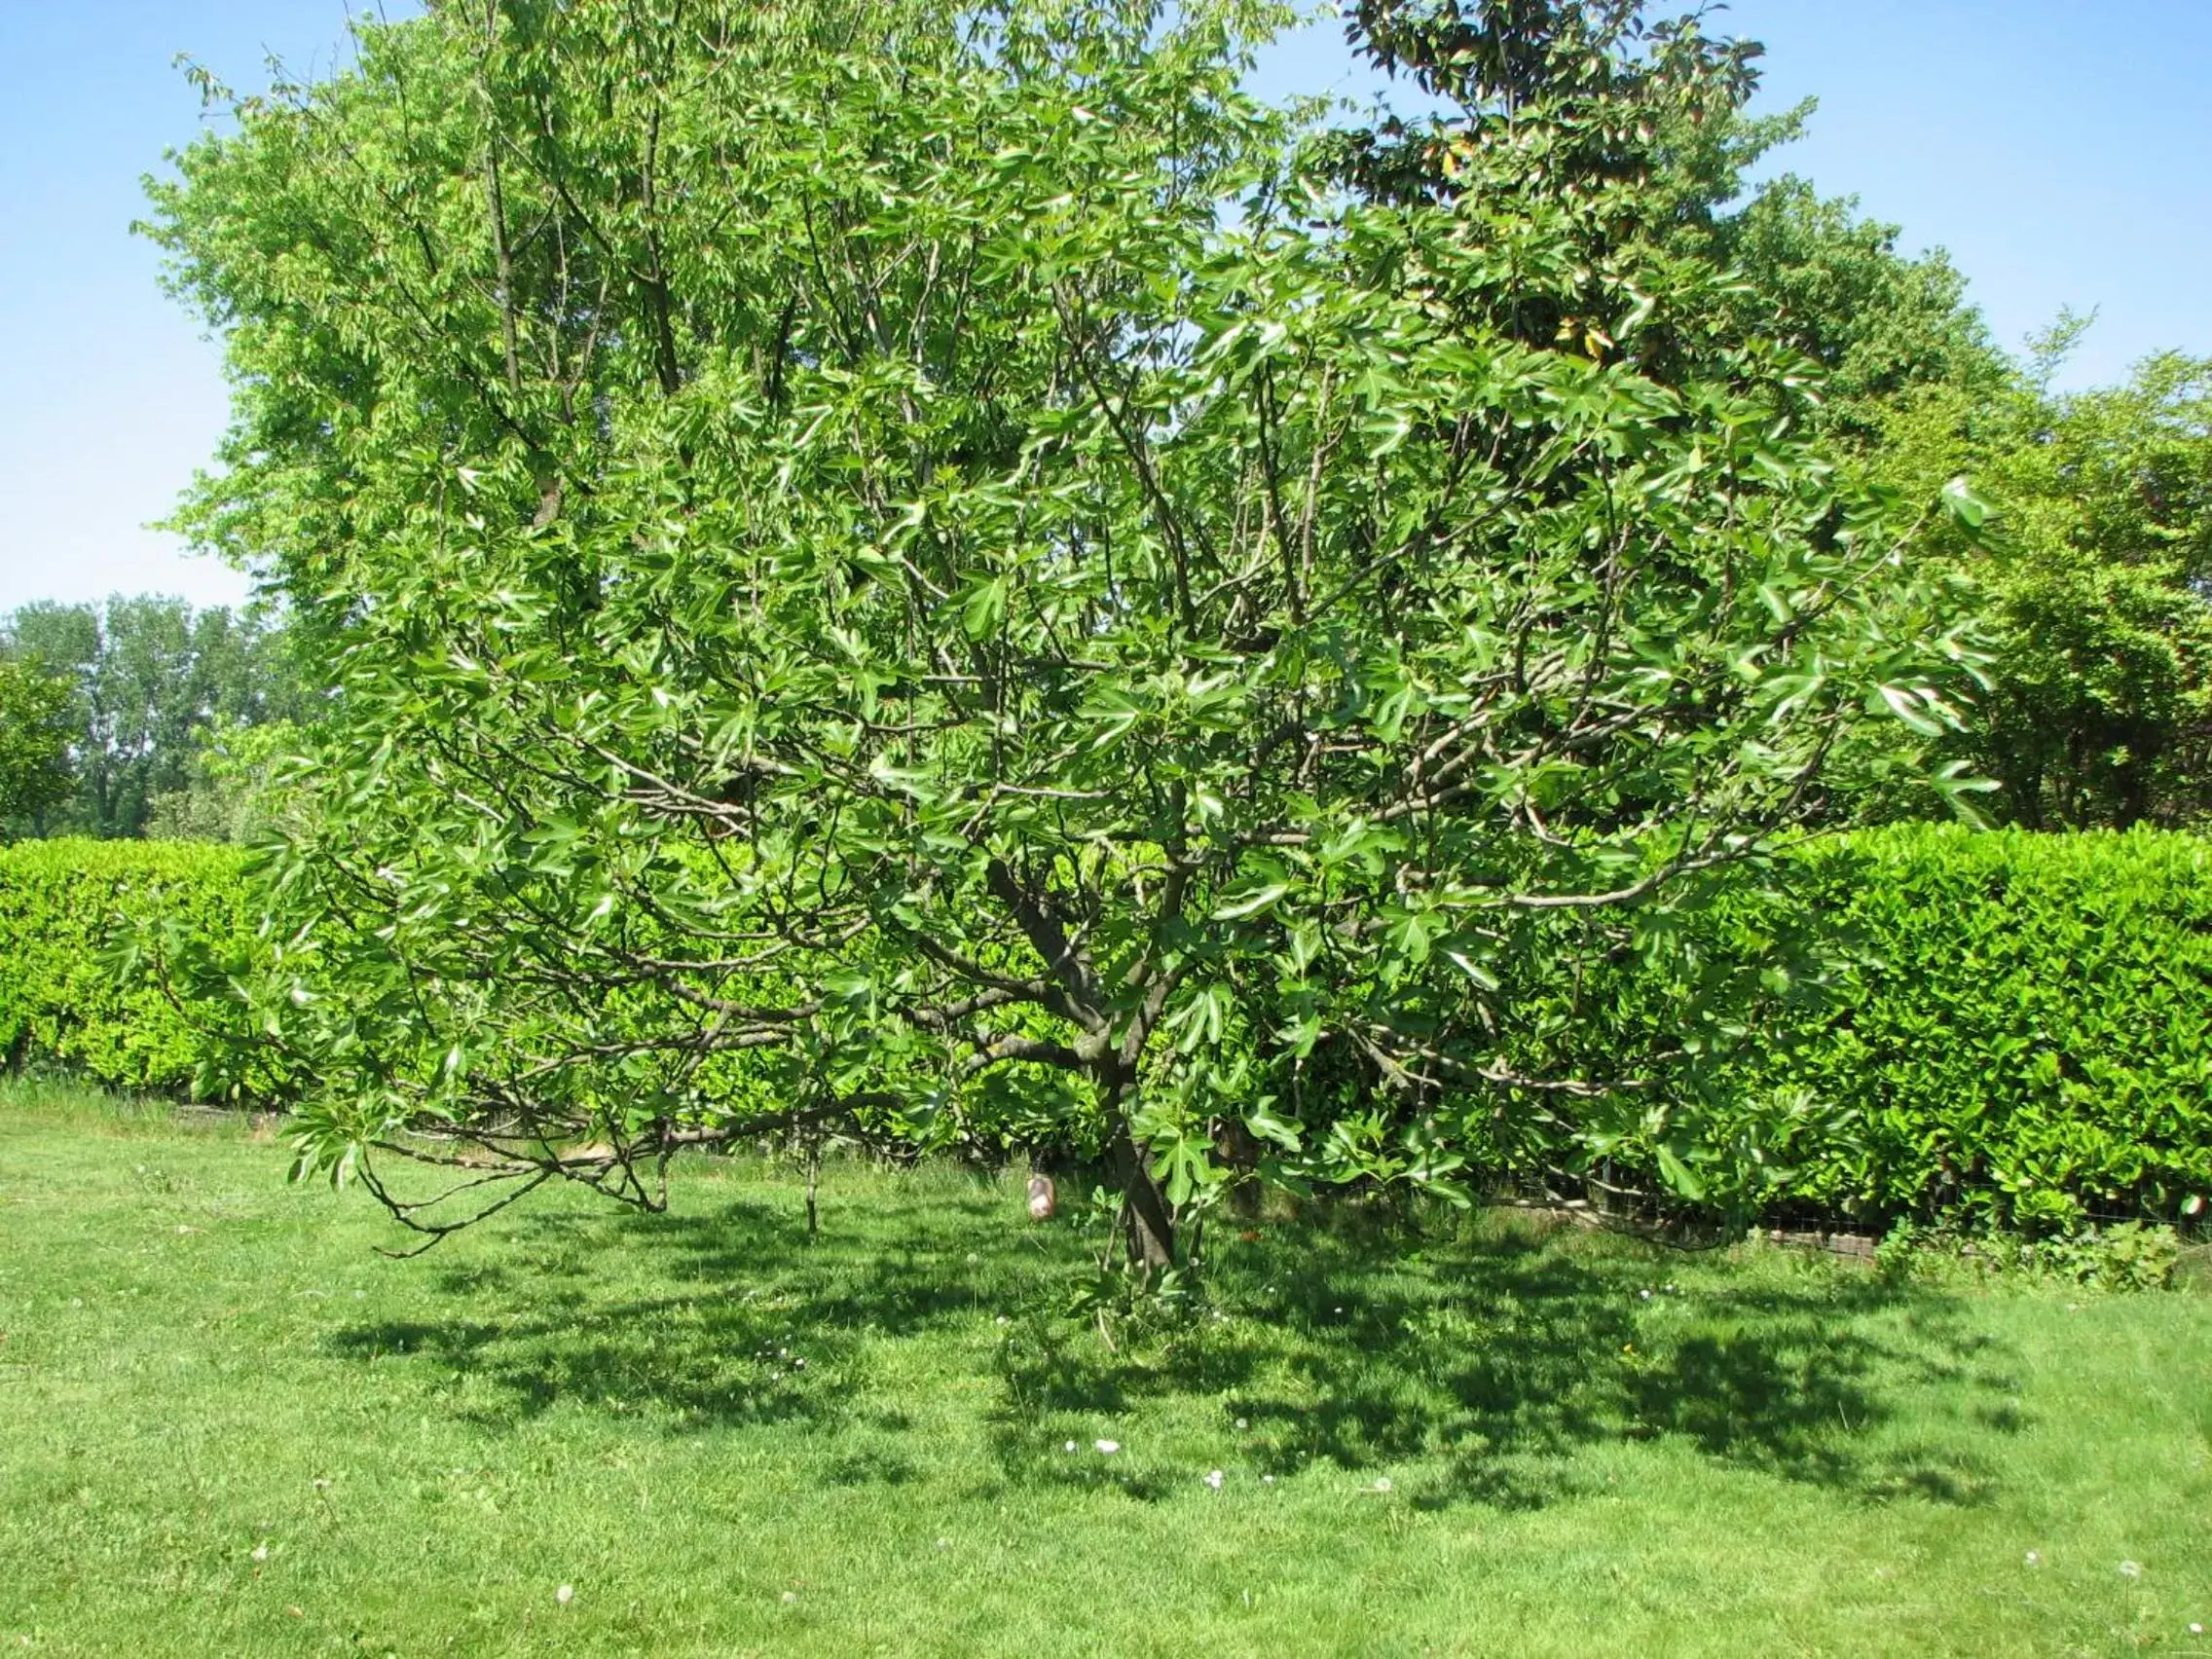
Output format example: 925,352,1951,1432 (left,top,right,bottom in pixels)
2,0,2206,614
